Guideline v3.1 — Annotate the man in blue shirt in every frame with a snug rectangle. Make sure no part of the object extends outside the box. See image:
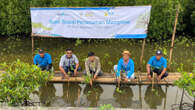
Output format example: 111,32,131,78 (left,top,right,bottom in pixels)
33,49,52,71
146,50,168,81
114,50,135,83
